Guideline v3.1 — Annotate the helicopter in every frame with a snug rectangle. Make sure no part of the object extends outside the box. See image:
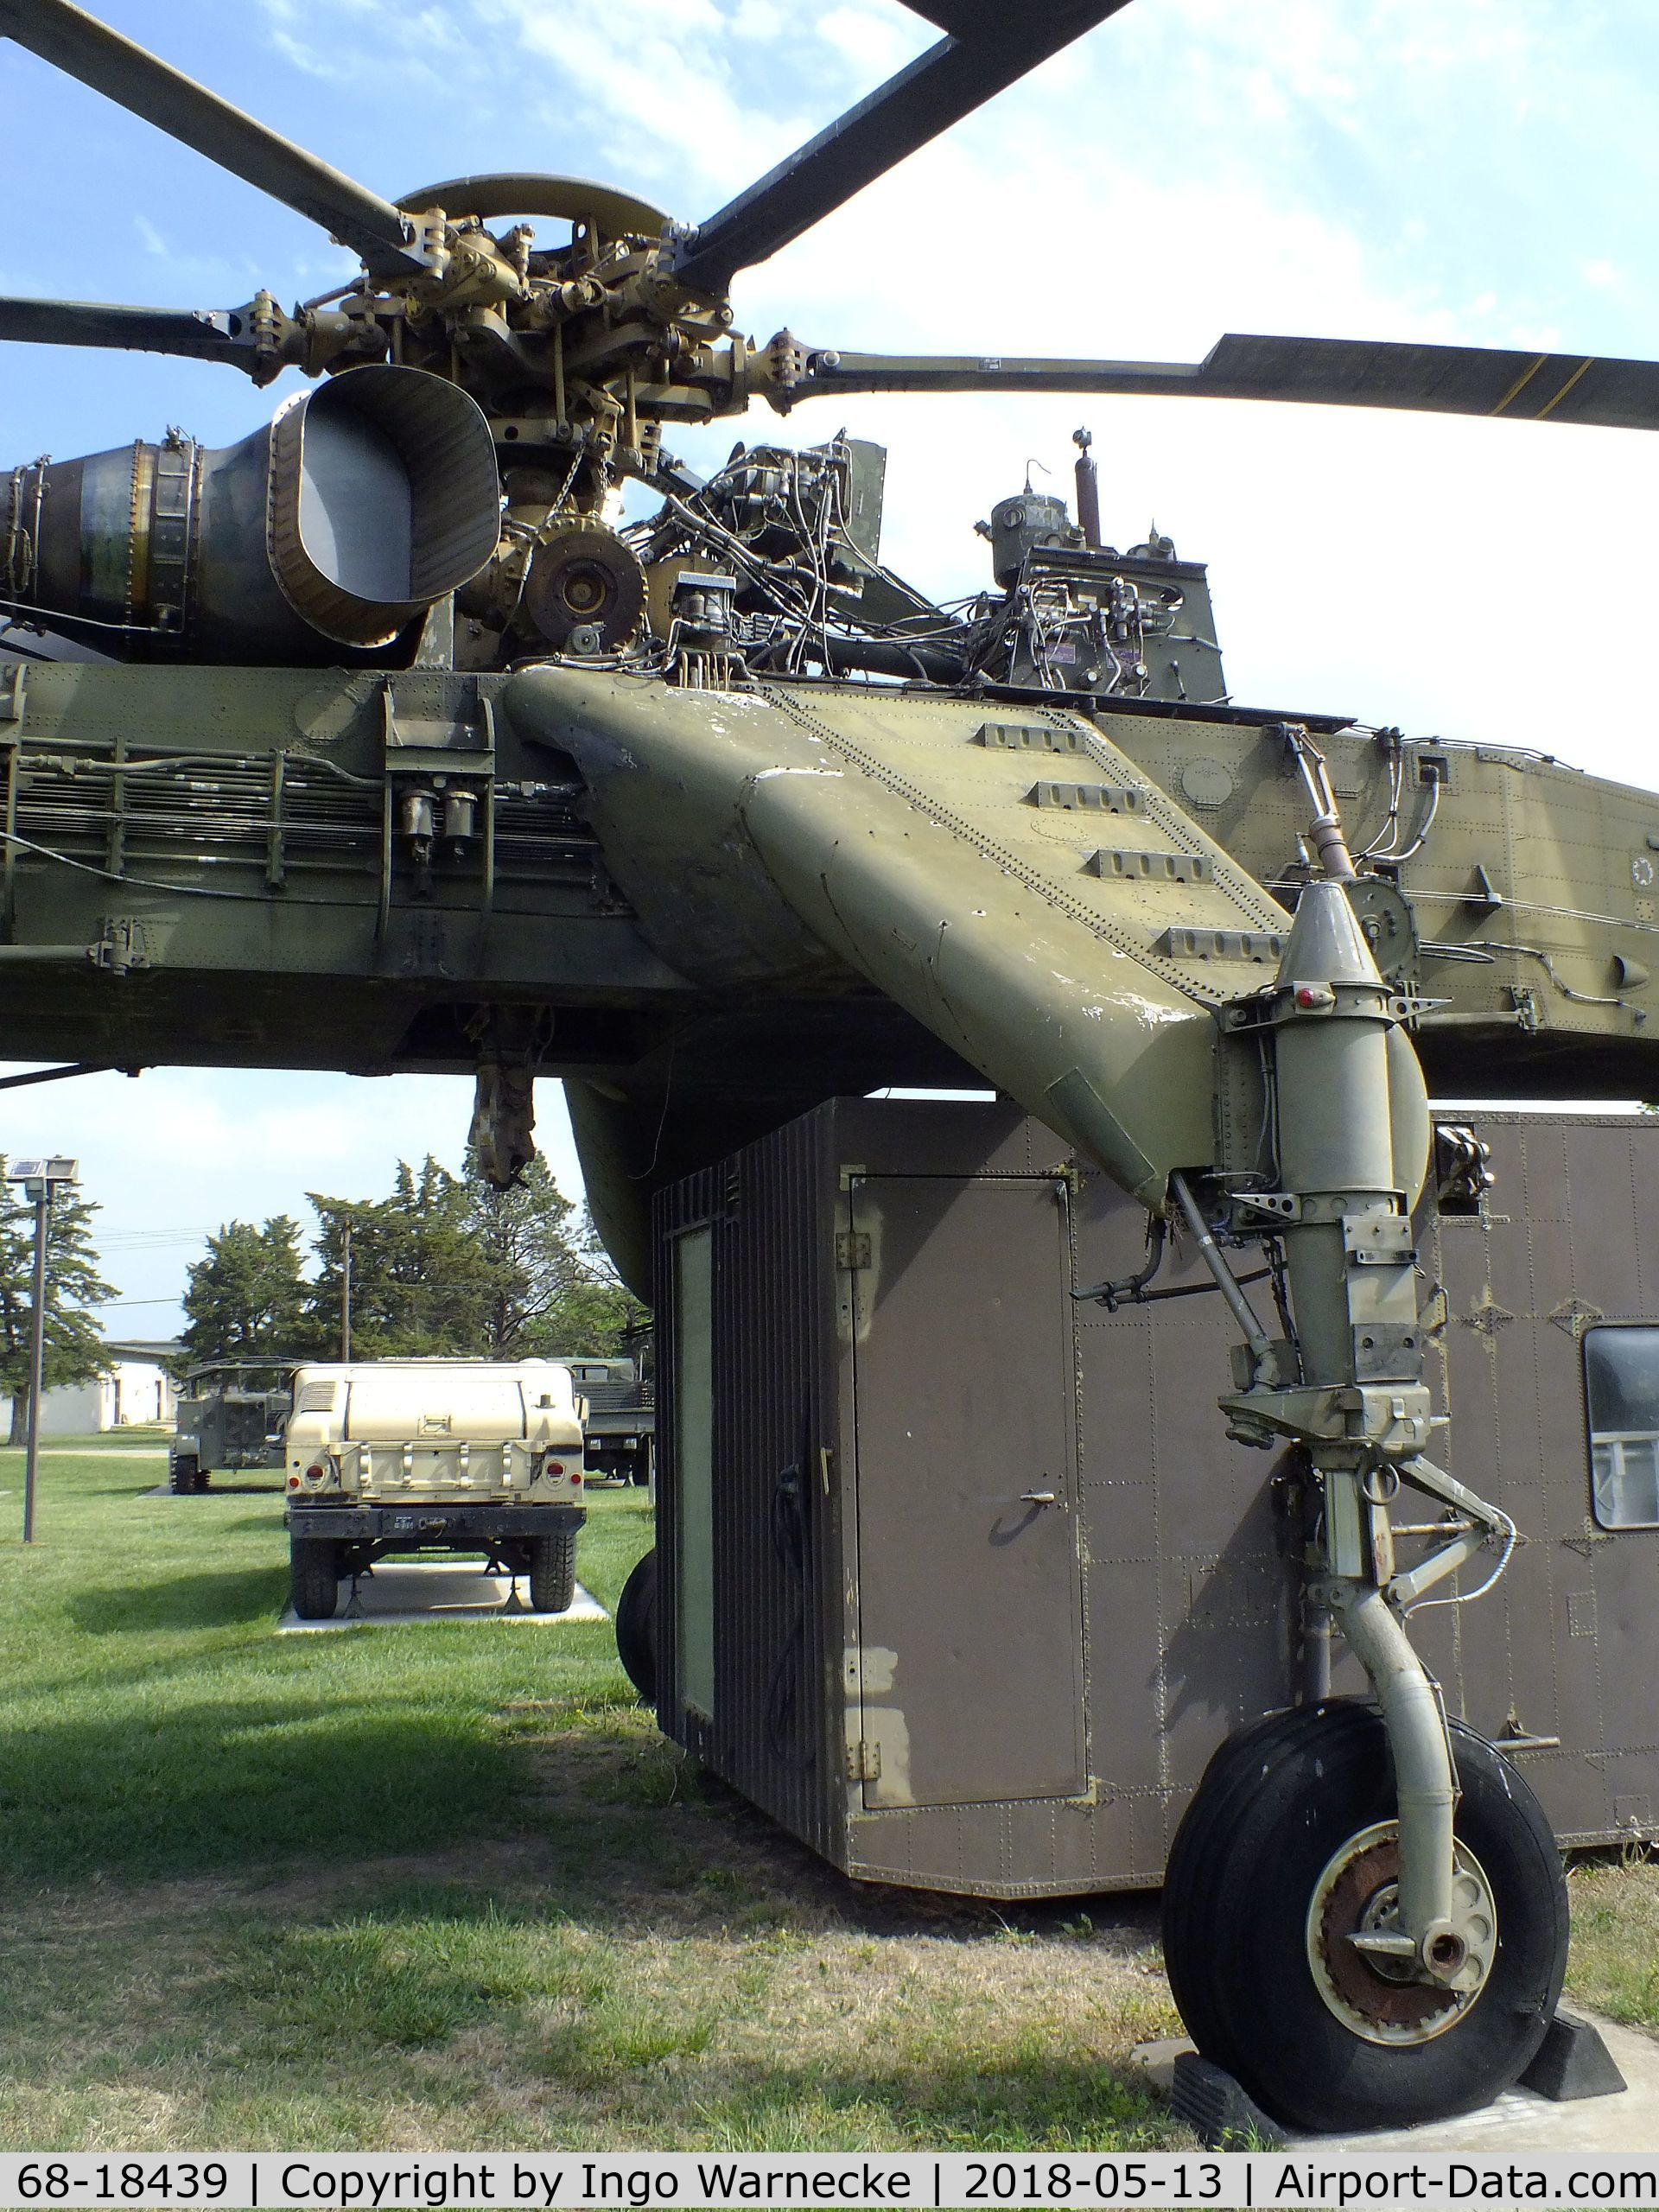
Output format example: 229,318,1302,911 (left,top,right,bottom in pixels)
3,0,1659,2139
